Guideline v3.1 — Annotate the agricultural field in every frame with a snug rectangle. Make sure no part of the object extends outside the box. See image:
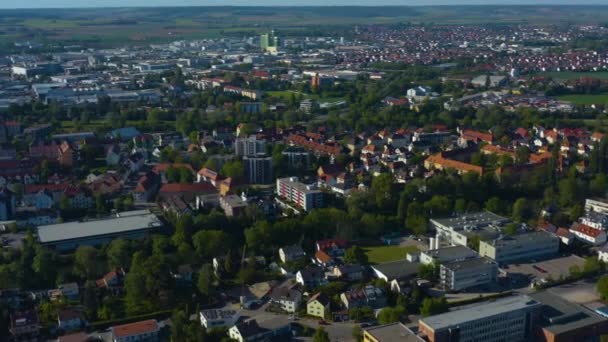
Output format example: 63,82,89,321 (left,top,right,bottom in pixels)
2,6,608,46
364,245,419,264
557,94,608,106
